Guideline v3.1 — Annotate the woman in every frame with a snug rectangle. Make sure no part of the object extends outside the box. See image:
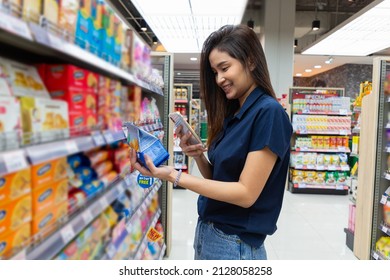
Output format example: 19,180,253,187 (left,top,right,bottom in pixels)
130,24,292,260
